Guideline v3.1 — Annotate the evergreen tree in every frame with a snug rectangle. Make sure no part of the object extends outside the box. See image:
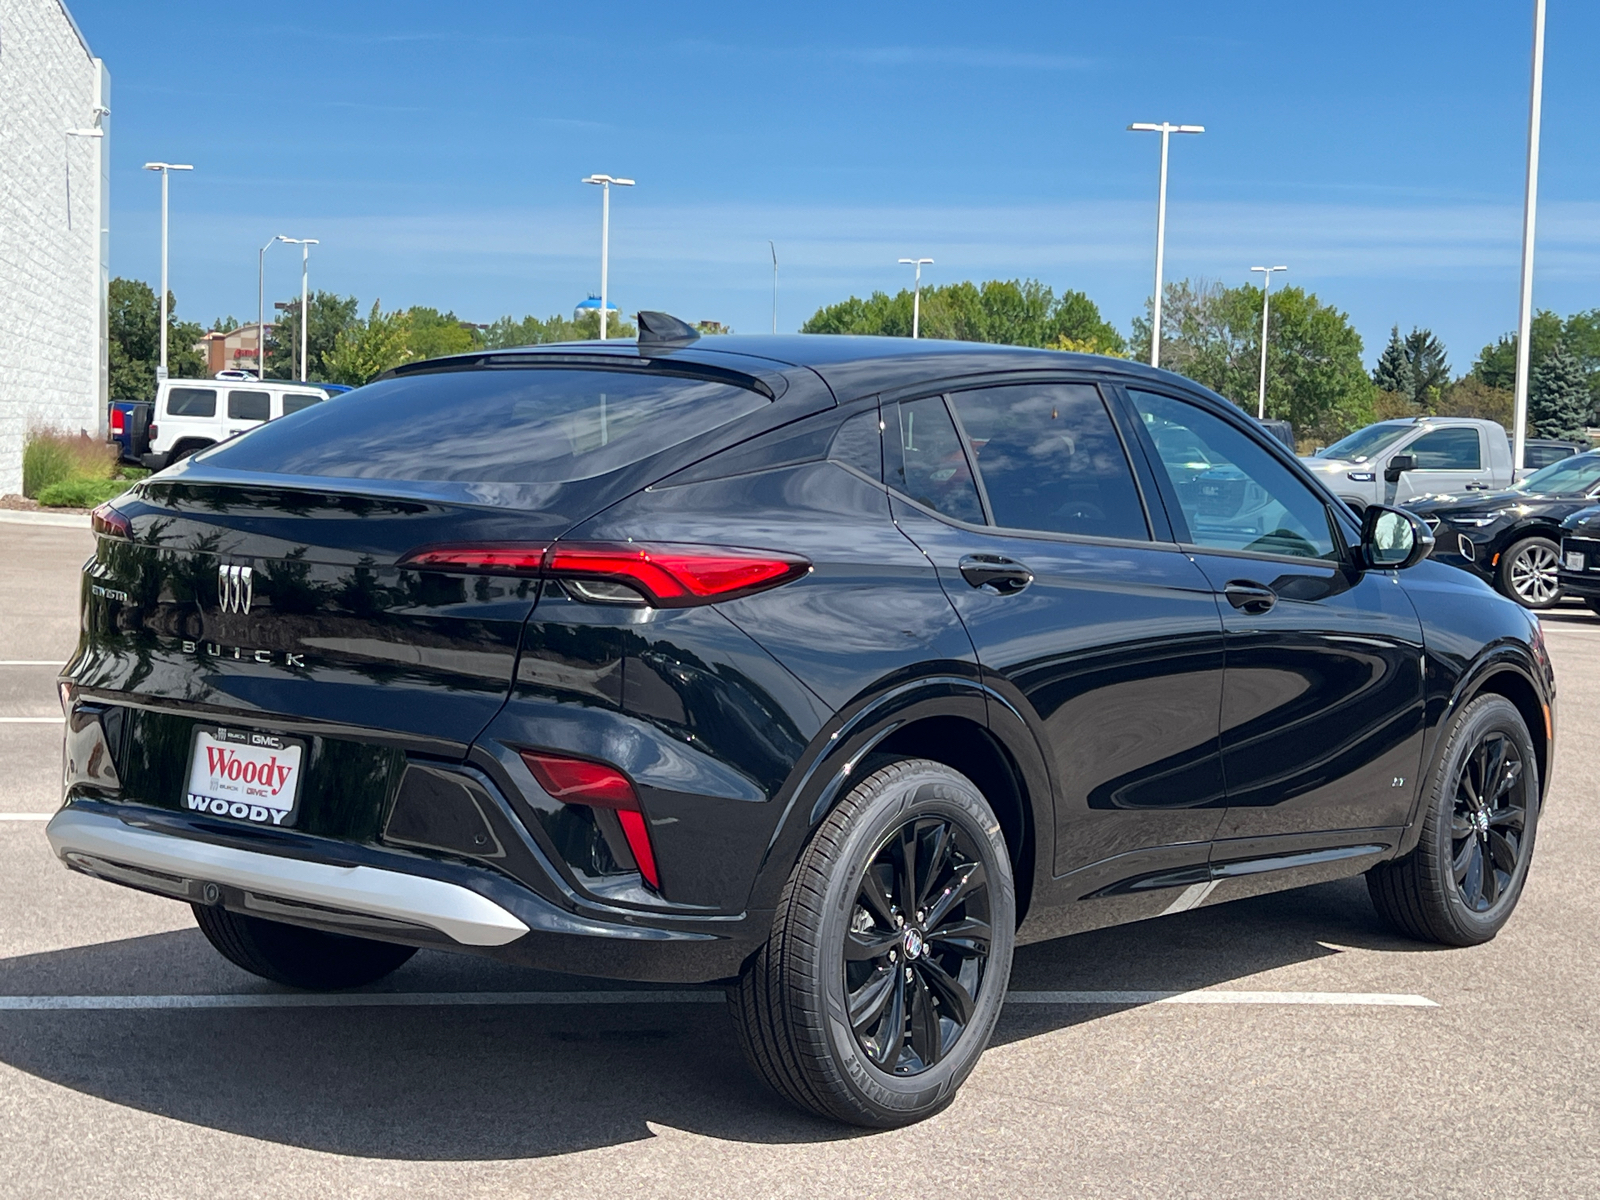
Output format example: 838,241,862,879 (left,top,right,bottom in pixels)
1403,327,1450,405
1529,342,1592,441
1371,326,1413,397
